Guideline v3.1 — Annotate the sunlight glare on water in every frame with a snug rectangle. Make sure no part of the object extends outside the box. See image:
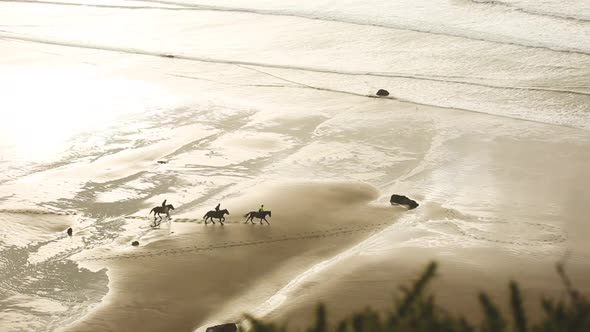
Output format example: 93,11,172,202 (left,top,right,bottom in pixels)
0,65,173,161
